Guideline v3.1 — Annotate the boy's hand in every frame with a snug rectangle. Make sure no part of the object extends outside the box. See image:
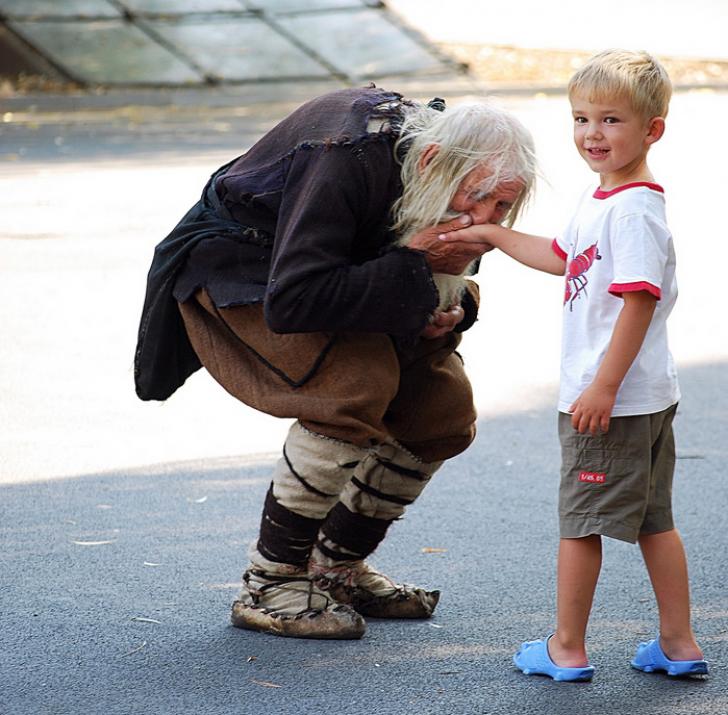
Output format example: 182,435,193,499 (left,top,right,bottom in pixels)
569,383,618,435
437,223,500,251
408,215,493,275
421,304,464,339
